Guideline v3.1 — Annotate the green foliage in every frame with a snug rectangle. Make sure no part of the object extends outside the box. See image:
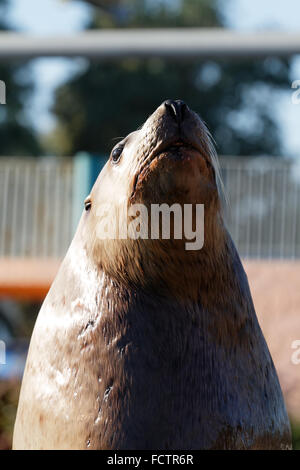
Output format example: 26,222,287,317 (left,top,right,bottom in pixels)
291,421,300,450
90,0,222,28
0,0,8,30
51,0,291,157
0,0,41,156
